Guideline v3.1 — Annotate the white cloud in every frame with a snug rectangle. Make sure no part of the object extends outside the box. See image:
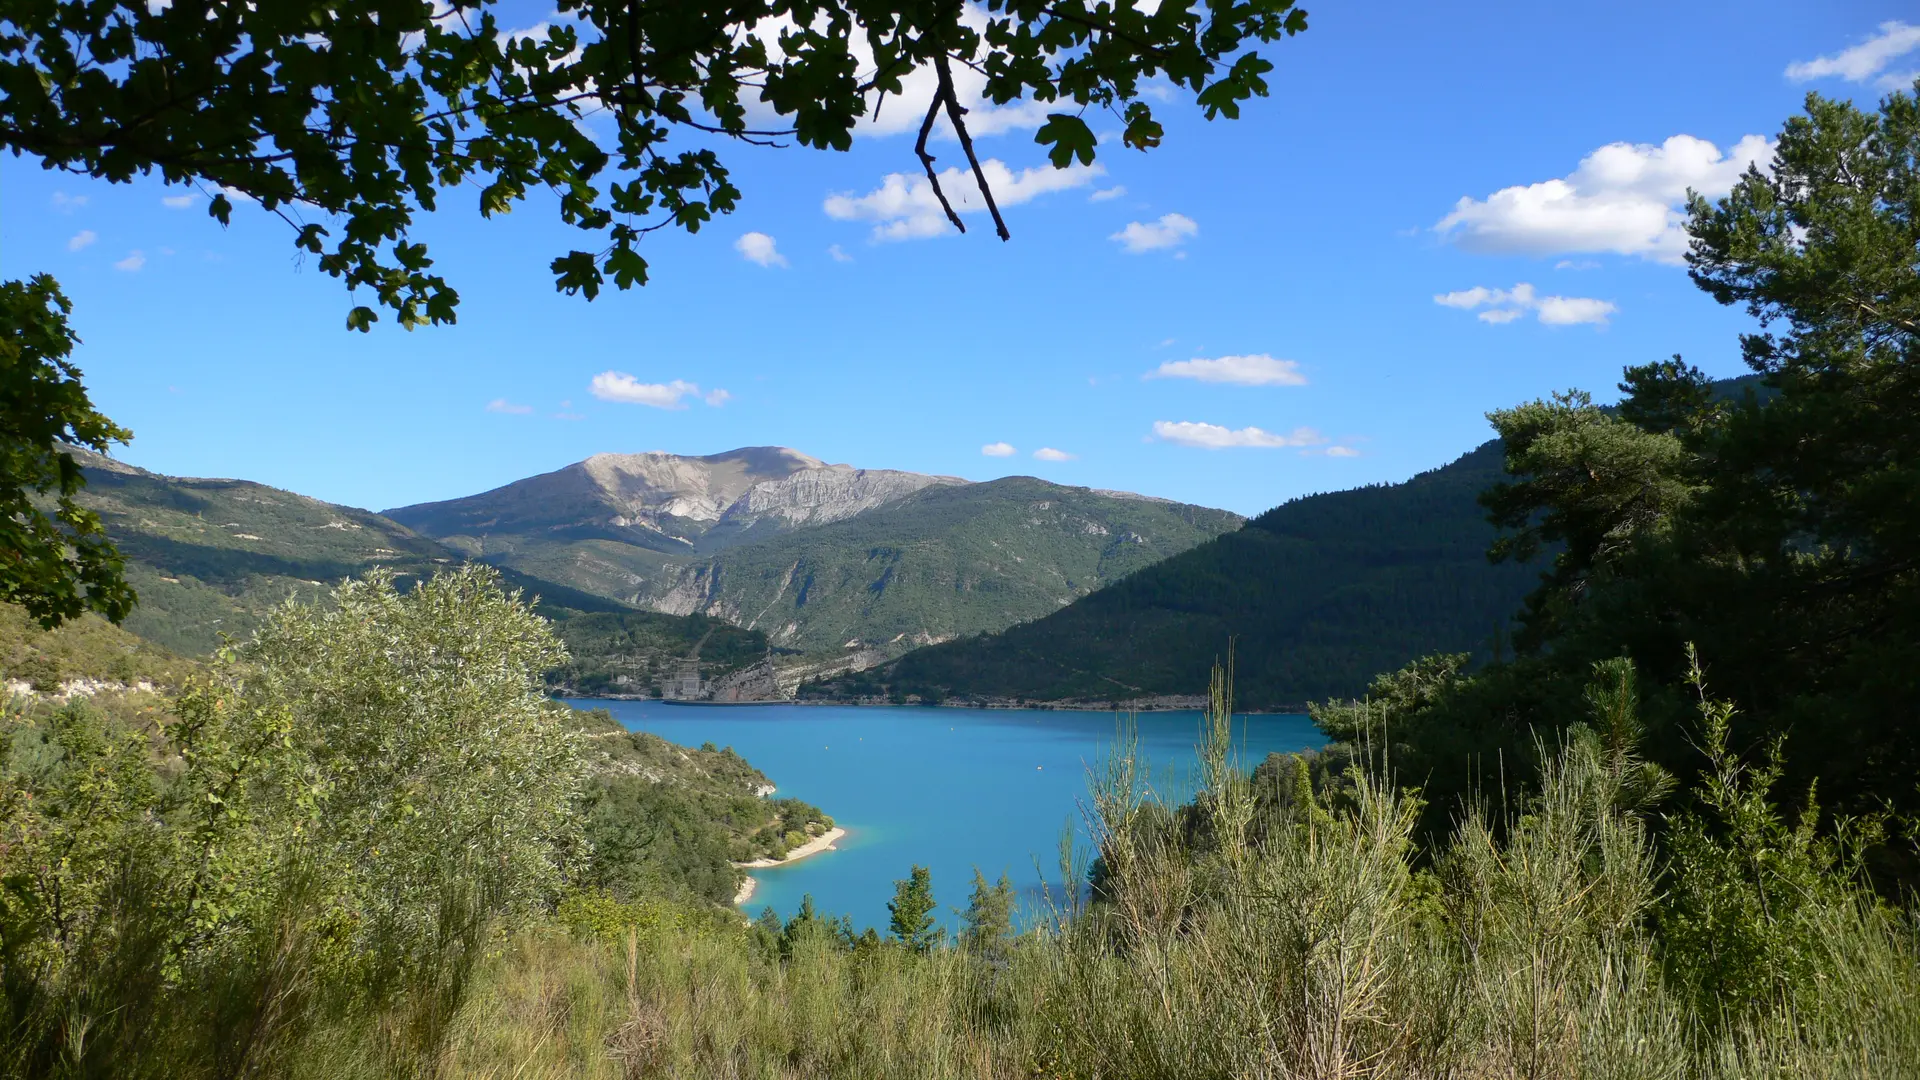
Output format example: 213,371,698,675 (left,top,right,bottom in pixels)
1089,186,1127,202
1152,421,1325,450
114,251,146,272
1434,282,1616,327
704,388,733,407
486,398,533,415
981,442,1016,457
1555,259,1600,270
1536,295,1619,326
67,230,97,251
161,193,199,209
1111,213,1198,254
1323,446,1362,458
1032,447,1075,461
825,159,1102,241
1435,134,1773,264
589,372,729,409
745,5,1057,142
1787,22,1920,89
50,192,86,211
1148,354,1306,387
828,244,853,263
735,231,787,267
